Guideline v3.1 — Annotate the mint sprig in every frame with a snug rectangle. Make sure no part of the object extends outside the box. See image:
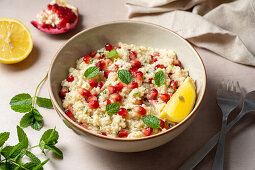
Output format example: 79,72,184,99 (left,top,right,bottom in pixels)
9,74,53,131
84,66,100,79
106,103,120,115
154,70,166,86
0,126,62,169
118,70,134,85
106,49,118,58
142,115,160,129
